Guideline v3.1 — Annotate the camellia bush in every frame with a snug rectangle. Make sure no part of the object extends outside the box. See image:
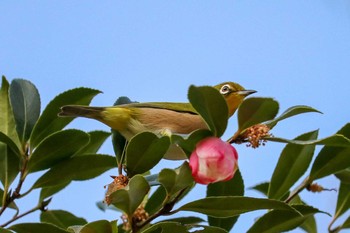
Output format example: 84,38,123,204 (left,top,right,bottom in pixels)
0,76,350,233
